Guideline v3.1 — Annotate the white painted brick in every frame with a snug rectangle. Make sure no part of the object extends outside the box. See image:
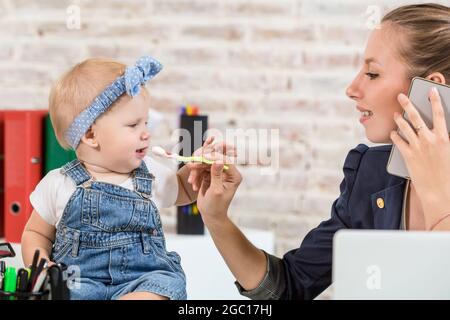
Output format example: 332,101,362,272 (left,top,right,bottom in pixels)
227,48,304,69
0,65,53,86
80,21,175,43
11,0,70,12
150,0,222,16
0,43,14,60
317,23,370,46
298,0,381,17
235,212,274,231
81,0,151,18
291,73,352,97
225,1,295,17
0,87,49,109
273,214,318,239
161,47,227,66
19,43,86,64
297,192,337,218
229,190,301,214
250,25,315,42
180,25,246,42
